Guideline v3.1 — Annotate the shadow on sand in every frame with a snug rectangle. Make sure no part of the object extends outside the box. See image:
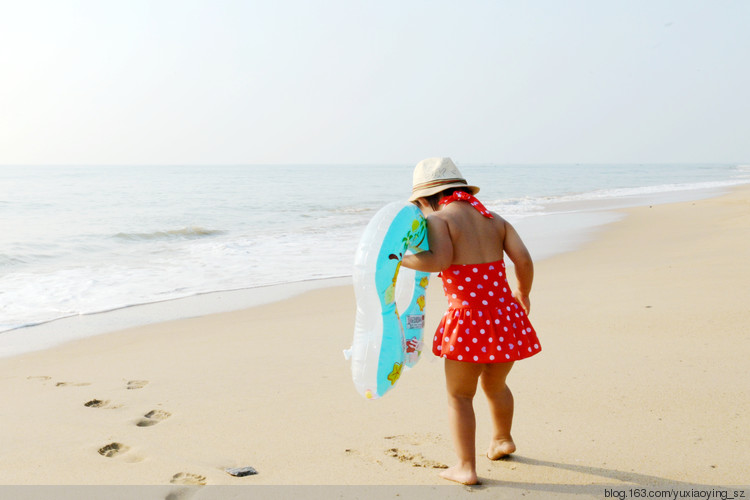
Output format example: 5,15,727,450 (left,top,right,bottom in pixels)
470,455,743,498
